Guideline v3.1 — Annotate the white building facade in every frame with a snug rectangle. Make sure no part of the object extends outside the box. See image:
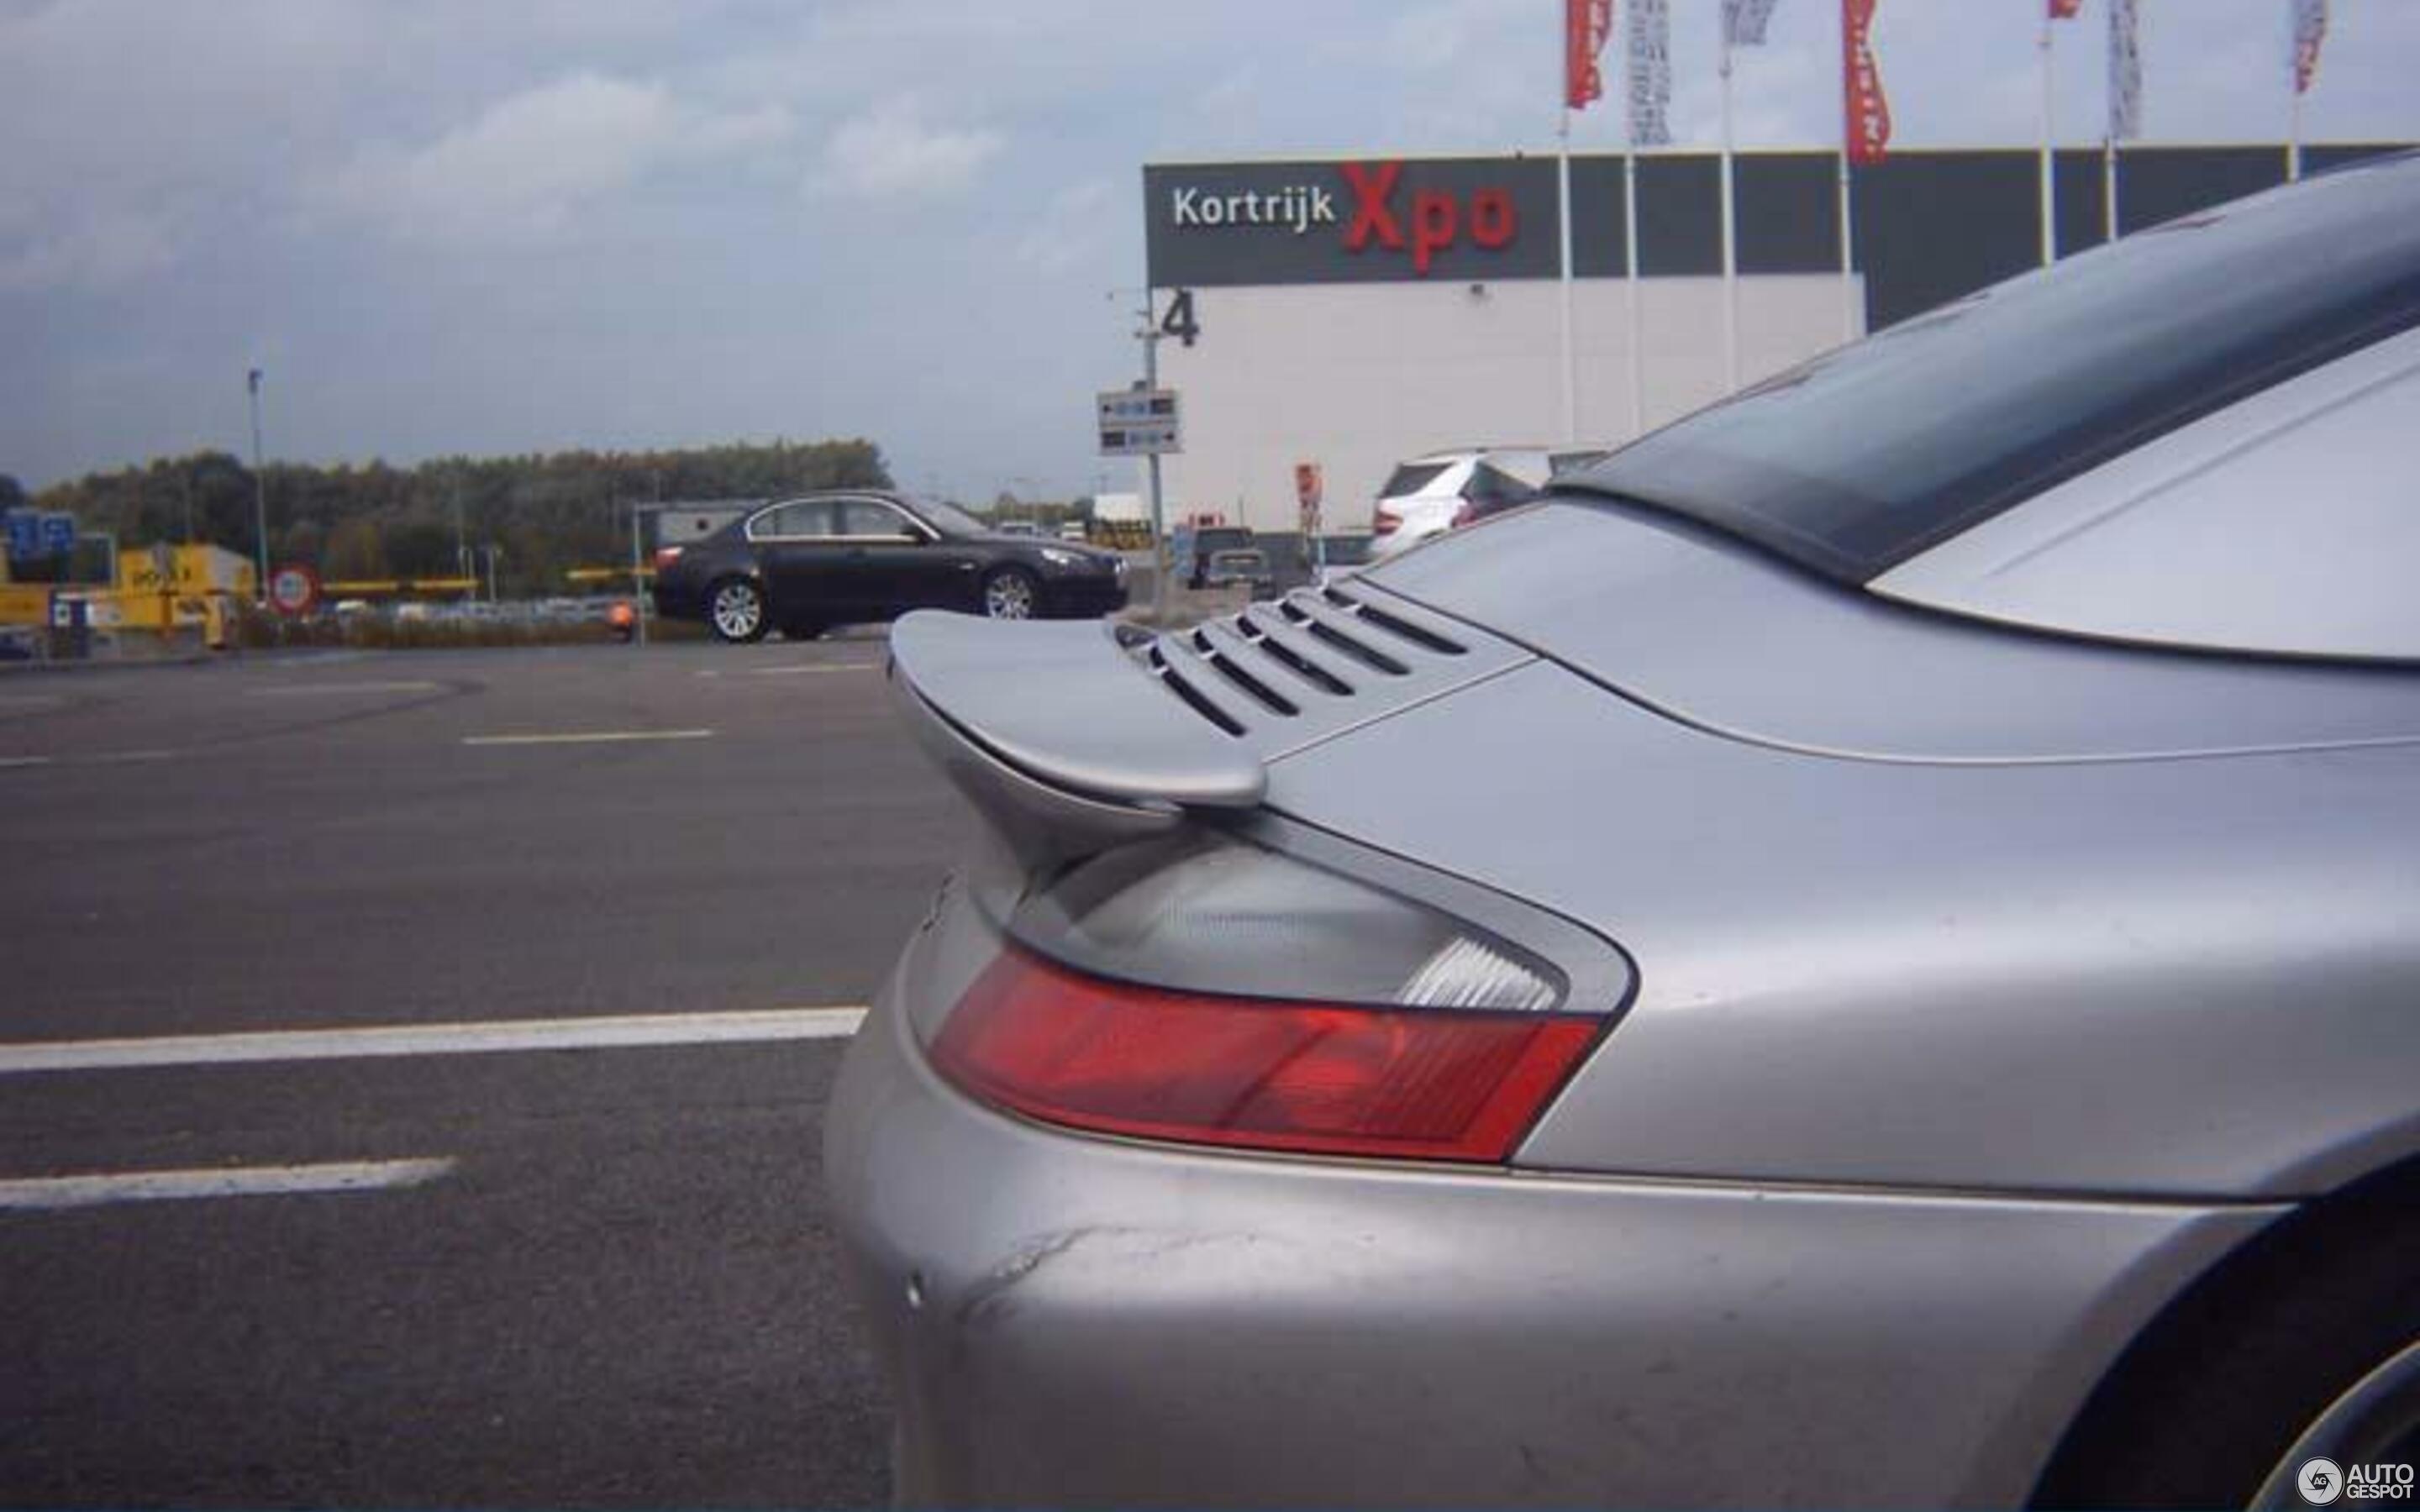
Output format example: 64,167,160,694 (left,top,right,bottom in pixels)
1139,144,2395,538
